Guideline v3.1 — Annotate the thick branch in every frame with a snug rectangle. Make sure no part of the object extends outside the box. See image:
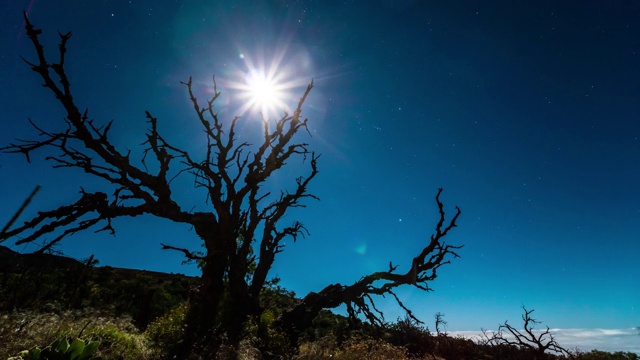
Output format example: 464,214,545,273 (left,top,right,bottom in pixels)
0,189,155,251
278,189,462,338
